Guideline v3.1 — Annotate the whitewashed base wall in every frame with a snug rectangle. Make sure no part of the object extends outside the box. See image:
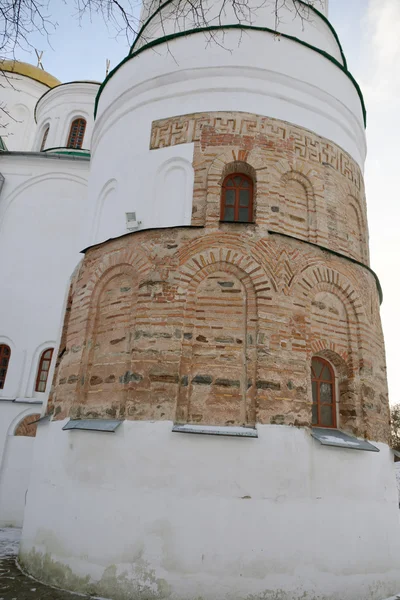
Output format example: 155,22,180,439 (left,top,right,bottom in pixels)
20,420,400,600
